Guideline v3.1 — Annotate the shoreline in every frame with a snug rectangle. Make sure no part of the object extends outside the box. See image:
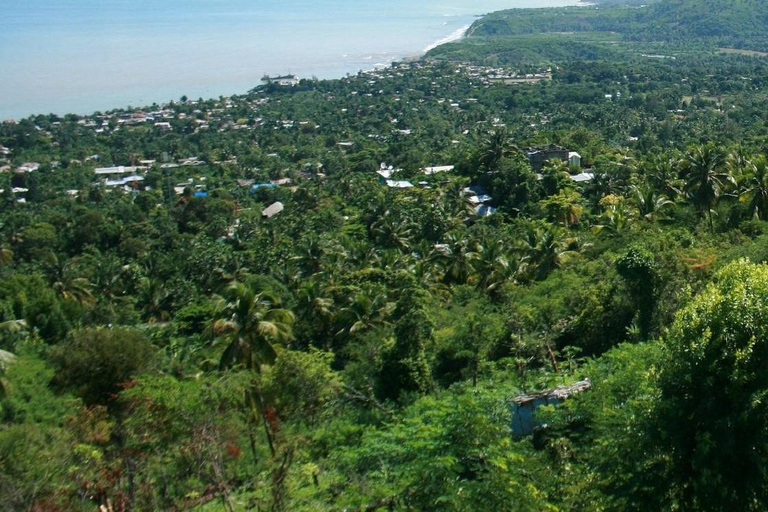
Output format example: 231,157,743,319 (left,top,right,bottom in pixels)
2,2,583,121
